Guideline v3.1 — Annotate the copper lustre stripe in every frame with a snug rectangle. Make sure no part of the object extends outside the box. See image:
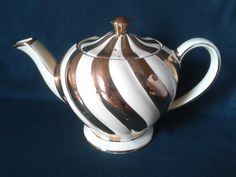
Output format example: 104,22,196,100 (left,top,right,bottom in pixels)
81,37,99,45
121,35,171,114
156,49,180,82
92,58,148,131
129,35,157,53
96,36,117,58
67,51,114,134
54,64,66,101
82,33,114,52
91,36,147,131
